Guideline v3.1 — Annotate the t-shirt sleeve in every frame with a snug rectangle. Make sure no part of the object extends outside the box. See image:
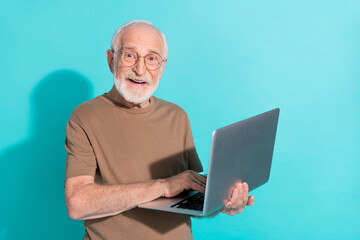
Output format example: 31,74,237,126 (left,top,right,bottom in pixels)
65,119,97,180
184,115,203,173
